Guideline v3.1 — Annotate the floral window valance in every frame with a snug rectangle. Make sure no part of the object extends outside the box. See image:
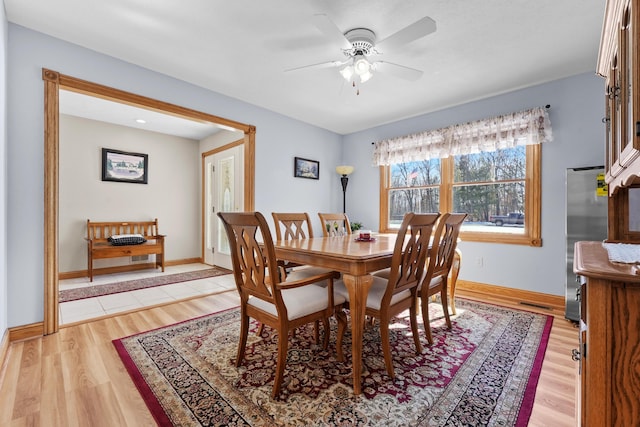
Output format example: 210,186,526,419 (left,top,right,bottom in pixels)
372,106,552,166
